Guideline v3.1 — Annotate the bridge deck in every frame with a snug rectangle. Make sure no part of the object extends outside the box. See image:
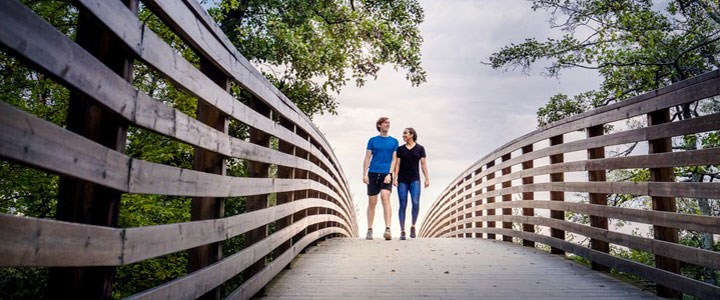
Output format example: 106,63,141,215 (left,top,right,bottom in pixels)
261,238,658,299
